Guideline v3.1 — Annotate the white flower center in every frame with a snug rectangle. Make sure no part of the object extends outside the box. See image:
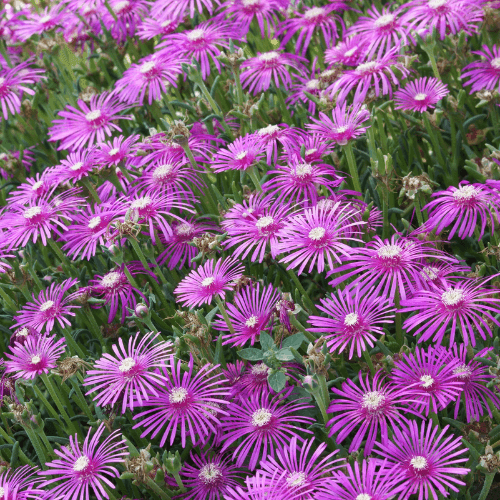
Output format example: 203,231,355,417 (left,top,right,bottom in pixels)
491,57,500,69
113,0,130,14
108,148,120,156
305,148,317,156
169,387,188,404
39,15,53,24
453,363,472,379
441,288,464,306
17,327,30,337
377,244,402,259
252,363,270,375
421,266,438,280
286,471,307,487
243,0,260,5
356,494,372,500
187,29,205,41
40,300,54,312
344,312,359,326
410,455,428,470
131,196,152,209
153,164,174,180
23,206,42,219
414,93,427,101
70,161,84,171
73,455,90,472
119,357,136,372
198,463,222,484
176,223,193,236
139,61,155,74
362,391,385,410
304,7,324,19
453,185,478,201
251,408,272,427
428,0,447,8
85,109,102,122
334,125,349,134
256,216,274,228
30,355,42,364
344,47,358,57
374,13,395,28
201,276,215,287
308,226,326,240
258,124,280,136
161,19,173,27
259,51,280,62
32,180,43,190
356,61,378,74
295,163,312,177
306,79,321,90
88,216,102,229
420,375,434,388
100,271,121,289
245,315,259,327
236,150,248,160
